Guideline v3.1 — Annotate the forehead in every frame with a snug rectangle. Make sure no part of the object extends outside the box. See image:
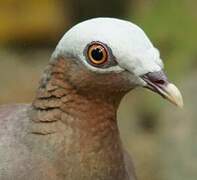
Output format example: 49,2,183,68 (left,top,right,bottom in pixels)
64,18,153,52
